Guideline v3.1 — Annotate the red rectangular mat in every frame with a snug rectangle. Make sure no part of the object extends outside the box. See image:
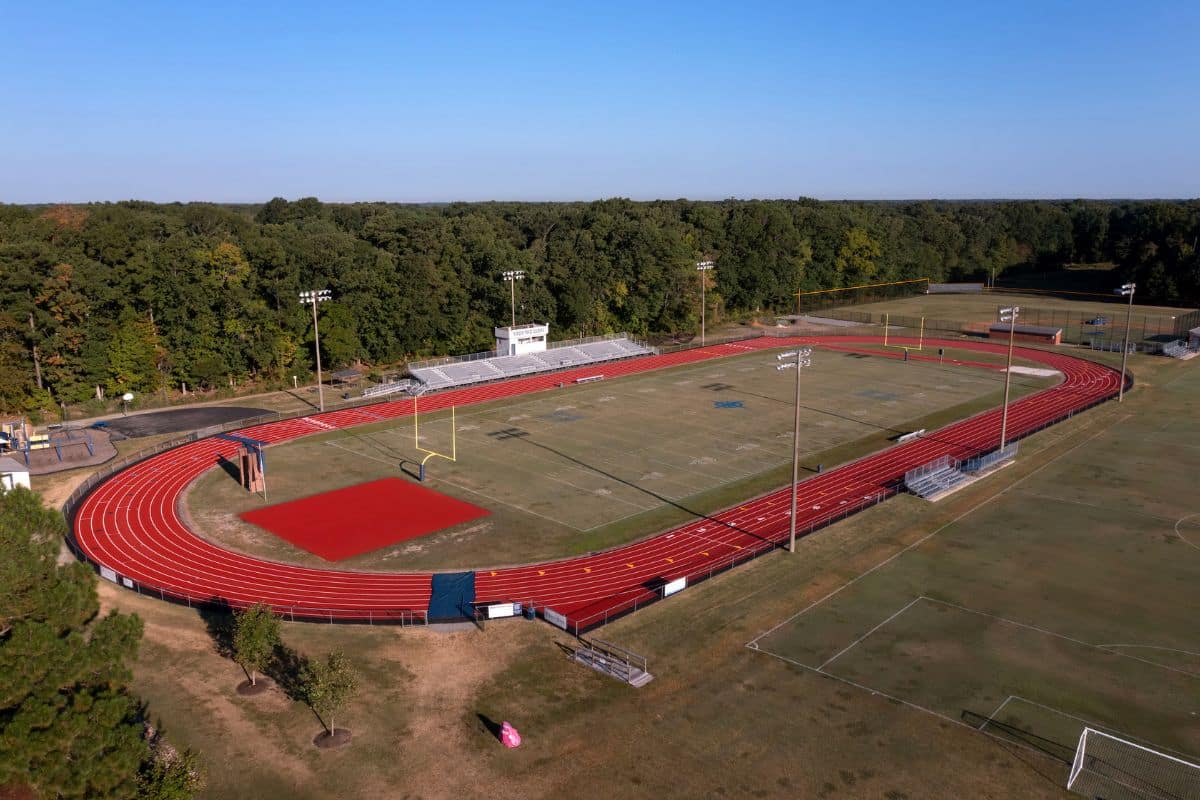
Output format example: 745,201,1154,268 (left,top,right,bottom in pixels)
239,477,489,562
